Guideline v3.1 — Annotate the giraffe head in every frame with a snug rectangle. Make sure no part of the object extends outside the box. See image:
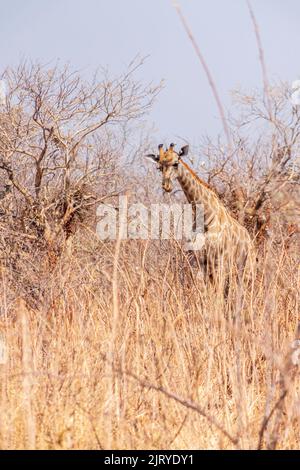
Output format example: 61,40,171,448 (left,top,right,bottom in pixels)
146,143,189,192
